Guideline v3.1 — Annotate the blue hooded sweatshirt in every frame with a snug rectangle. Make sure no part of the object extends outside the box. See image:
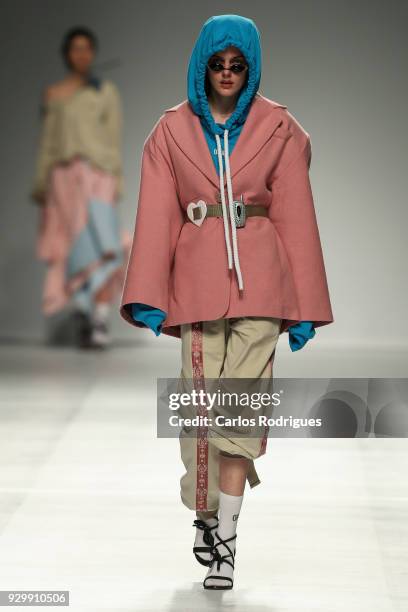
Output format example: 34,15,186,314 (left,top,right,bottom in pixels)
131,14,315,351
